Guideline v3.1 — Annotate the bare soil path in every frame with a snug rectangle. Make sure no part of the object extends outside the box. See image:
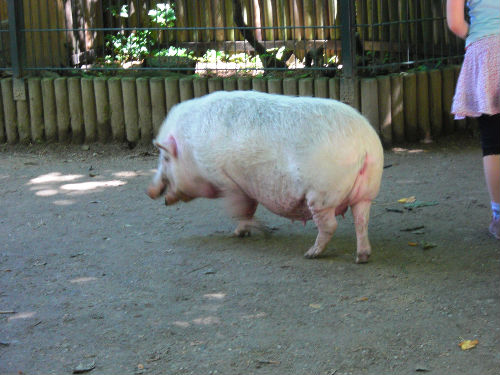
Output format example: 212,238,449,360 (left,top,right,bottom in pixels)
1,136,499,374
